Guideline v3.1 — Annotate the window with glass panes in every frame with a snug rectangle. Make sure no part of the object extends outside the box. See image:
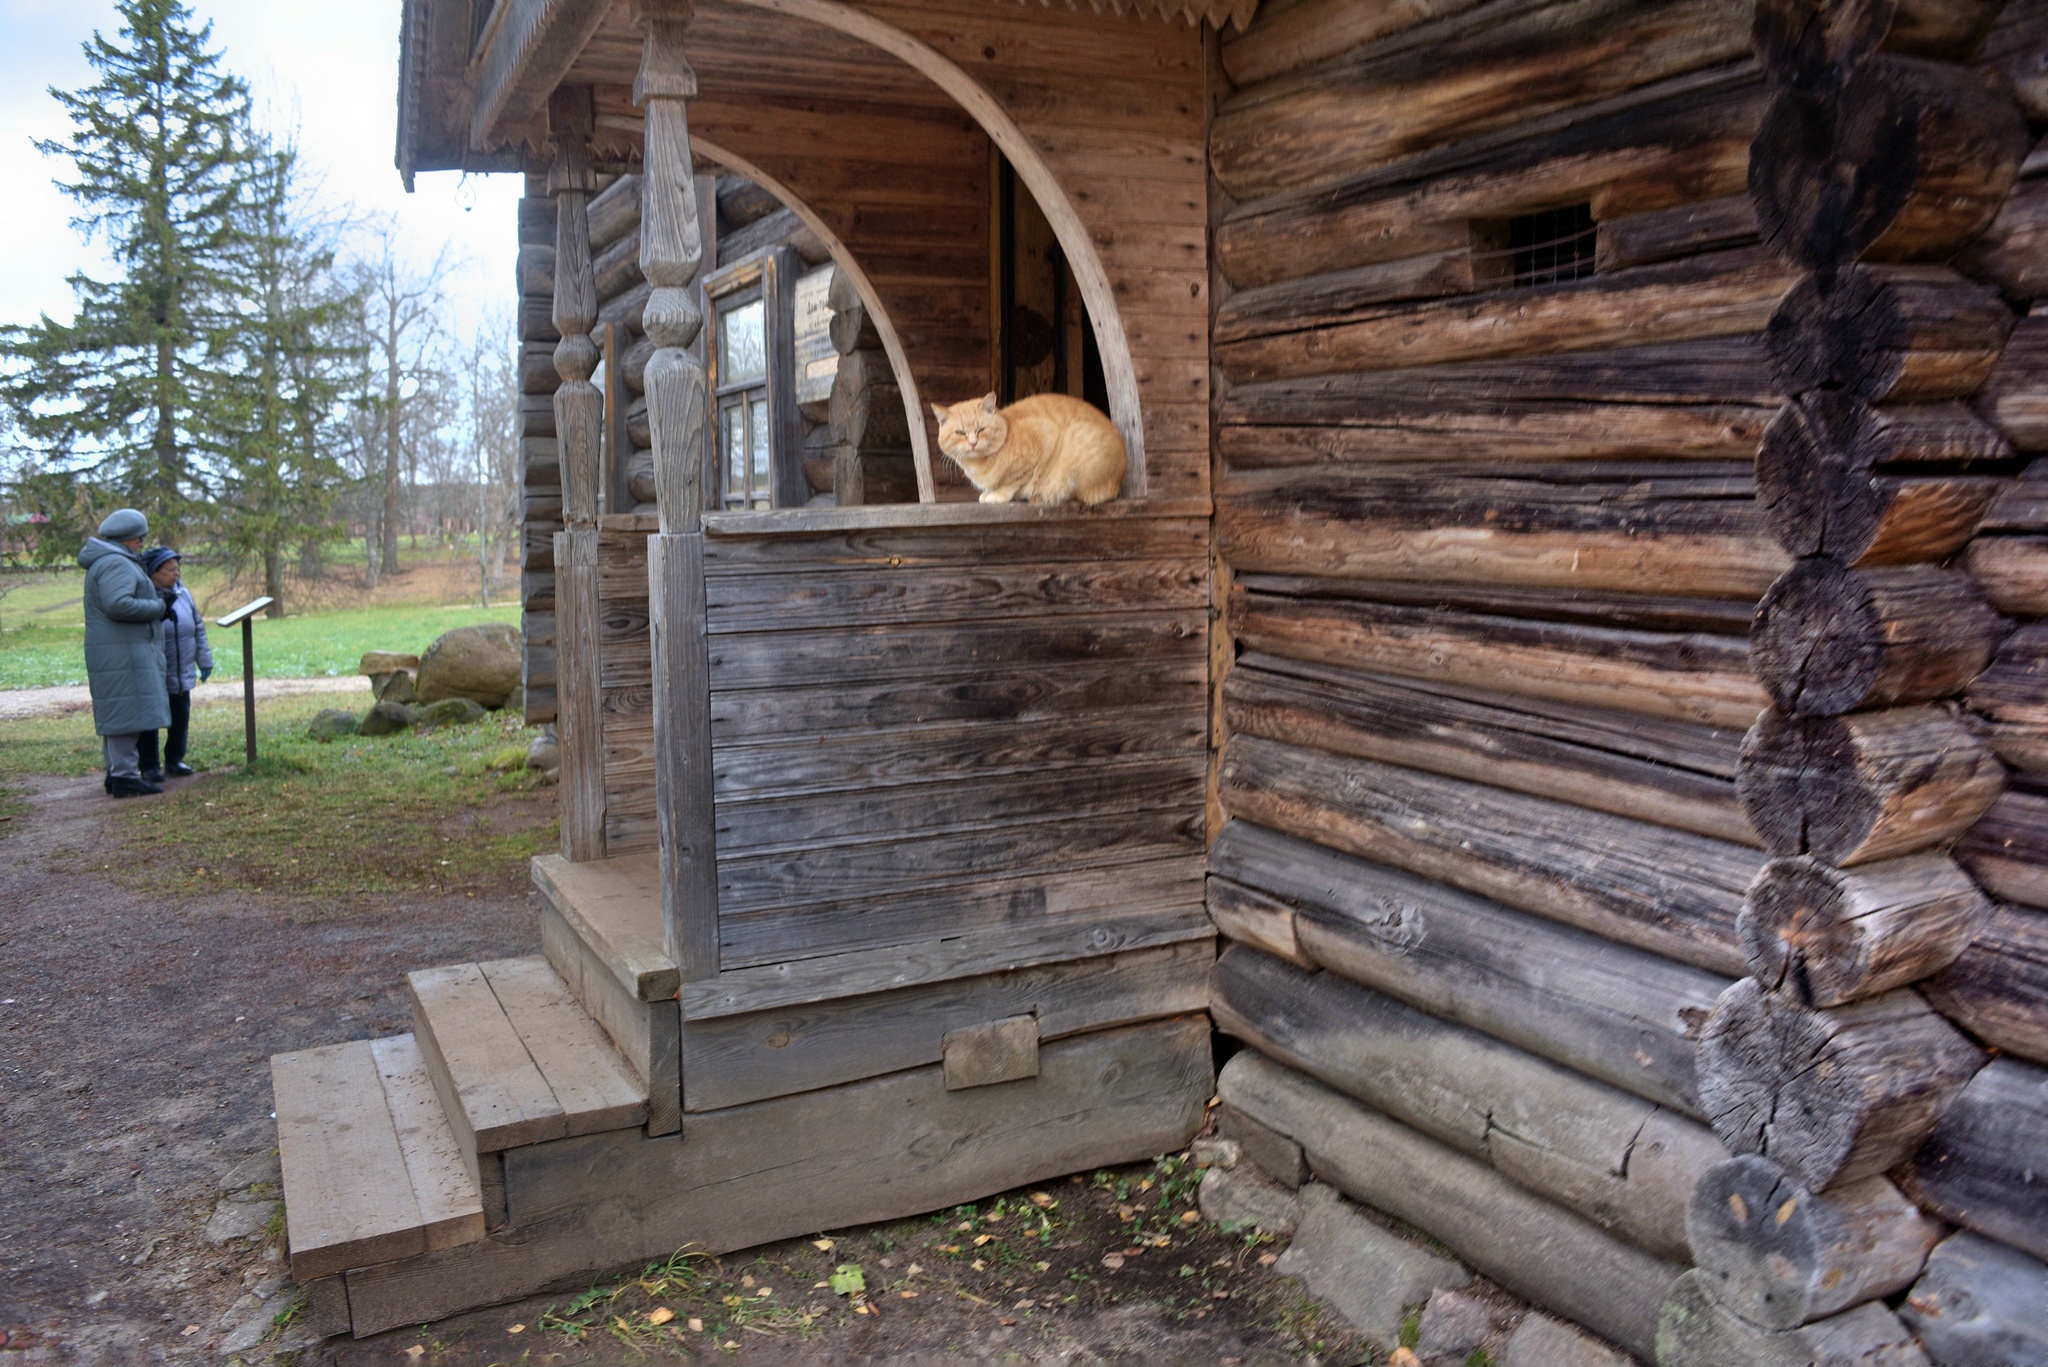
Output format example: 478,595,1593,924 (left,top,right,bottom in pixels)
713,288,772,509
